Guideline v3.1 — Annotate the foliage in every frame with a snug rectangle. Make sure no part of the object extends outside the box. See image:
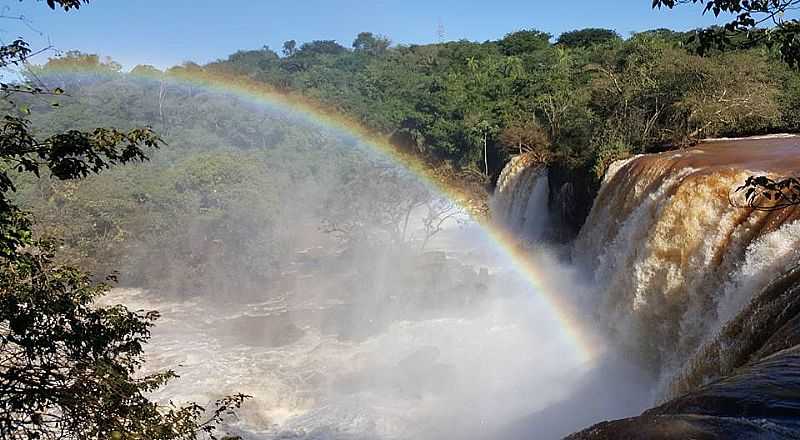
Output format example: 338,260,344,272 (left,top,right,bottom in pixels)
653,0,800,66
498,29,552,55
42,0,88,11
0,238,249,439
297,40,348,56
498,117,551,160
16,22,800,281
591,140,633,179
321,159,459,247
183,24,795,182
0,2,250,438
353,32,391,55
557,28,622,48
734,175,800,210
